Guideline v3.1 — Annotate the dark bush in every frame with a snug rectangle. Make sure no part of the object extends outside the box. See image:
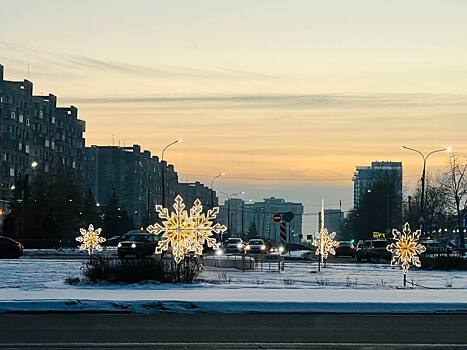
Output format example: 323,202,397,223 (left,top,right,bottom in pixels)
82,256,202,283
420,256,467,270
